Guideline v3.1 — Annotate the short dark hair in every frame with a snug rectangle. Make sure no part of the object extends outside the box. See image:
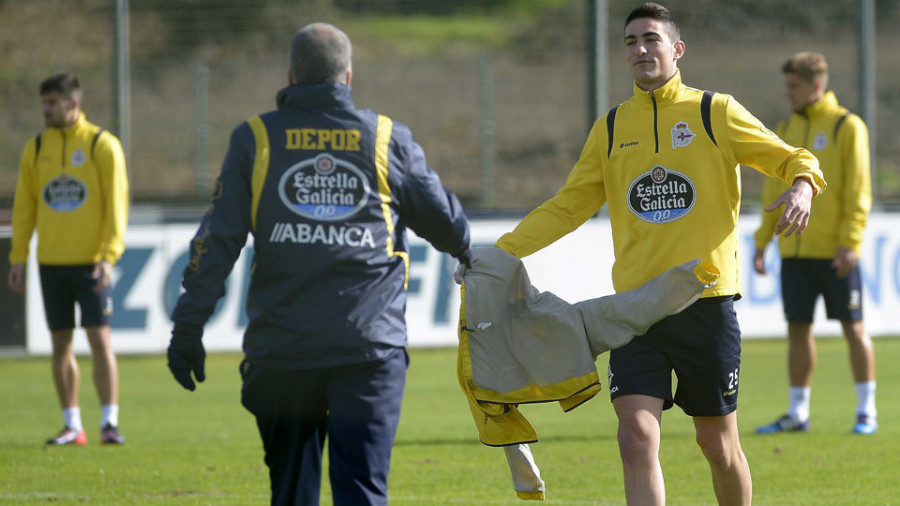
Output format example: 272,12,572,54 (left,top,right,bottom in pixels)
39,73,82,100
782,52,829,84
289,23,352,85
624,3,681,42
